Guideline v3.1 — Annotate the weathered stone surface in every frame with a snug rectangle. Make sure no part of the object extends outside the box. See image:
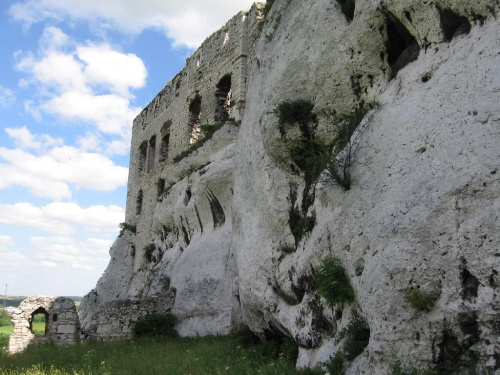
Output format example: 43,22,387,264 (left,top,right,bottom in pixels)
6,296,79,353
80,0,500,373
